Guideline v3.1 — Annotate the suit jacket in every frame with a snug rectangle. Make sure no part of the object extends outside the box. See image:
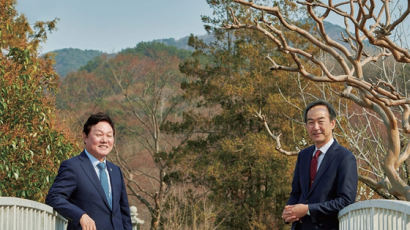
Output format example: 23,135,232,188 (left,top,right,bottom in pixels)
287,141,358,230
46,151,132,230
